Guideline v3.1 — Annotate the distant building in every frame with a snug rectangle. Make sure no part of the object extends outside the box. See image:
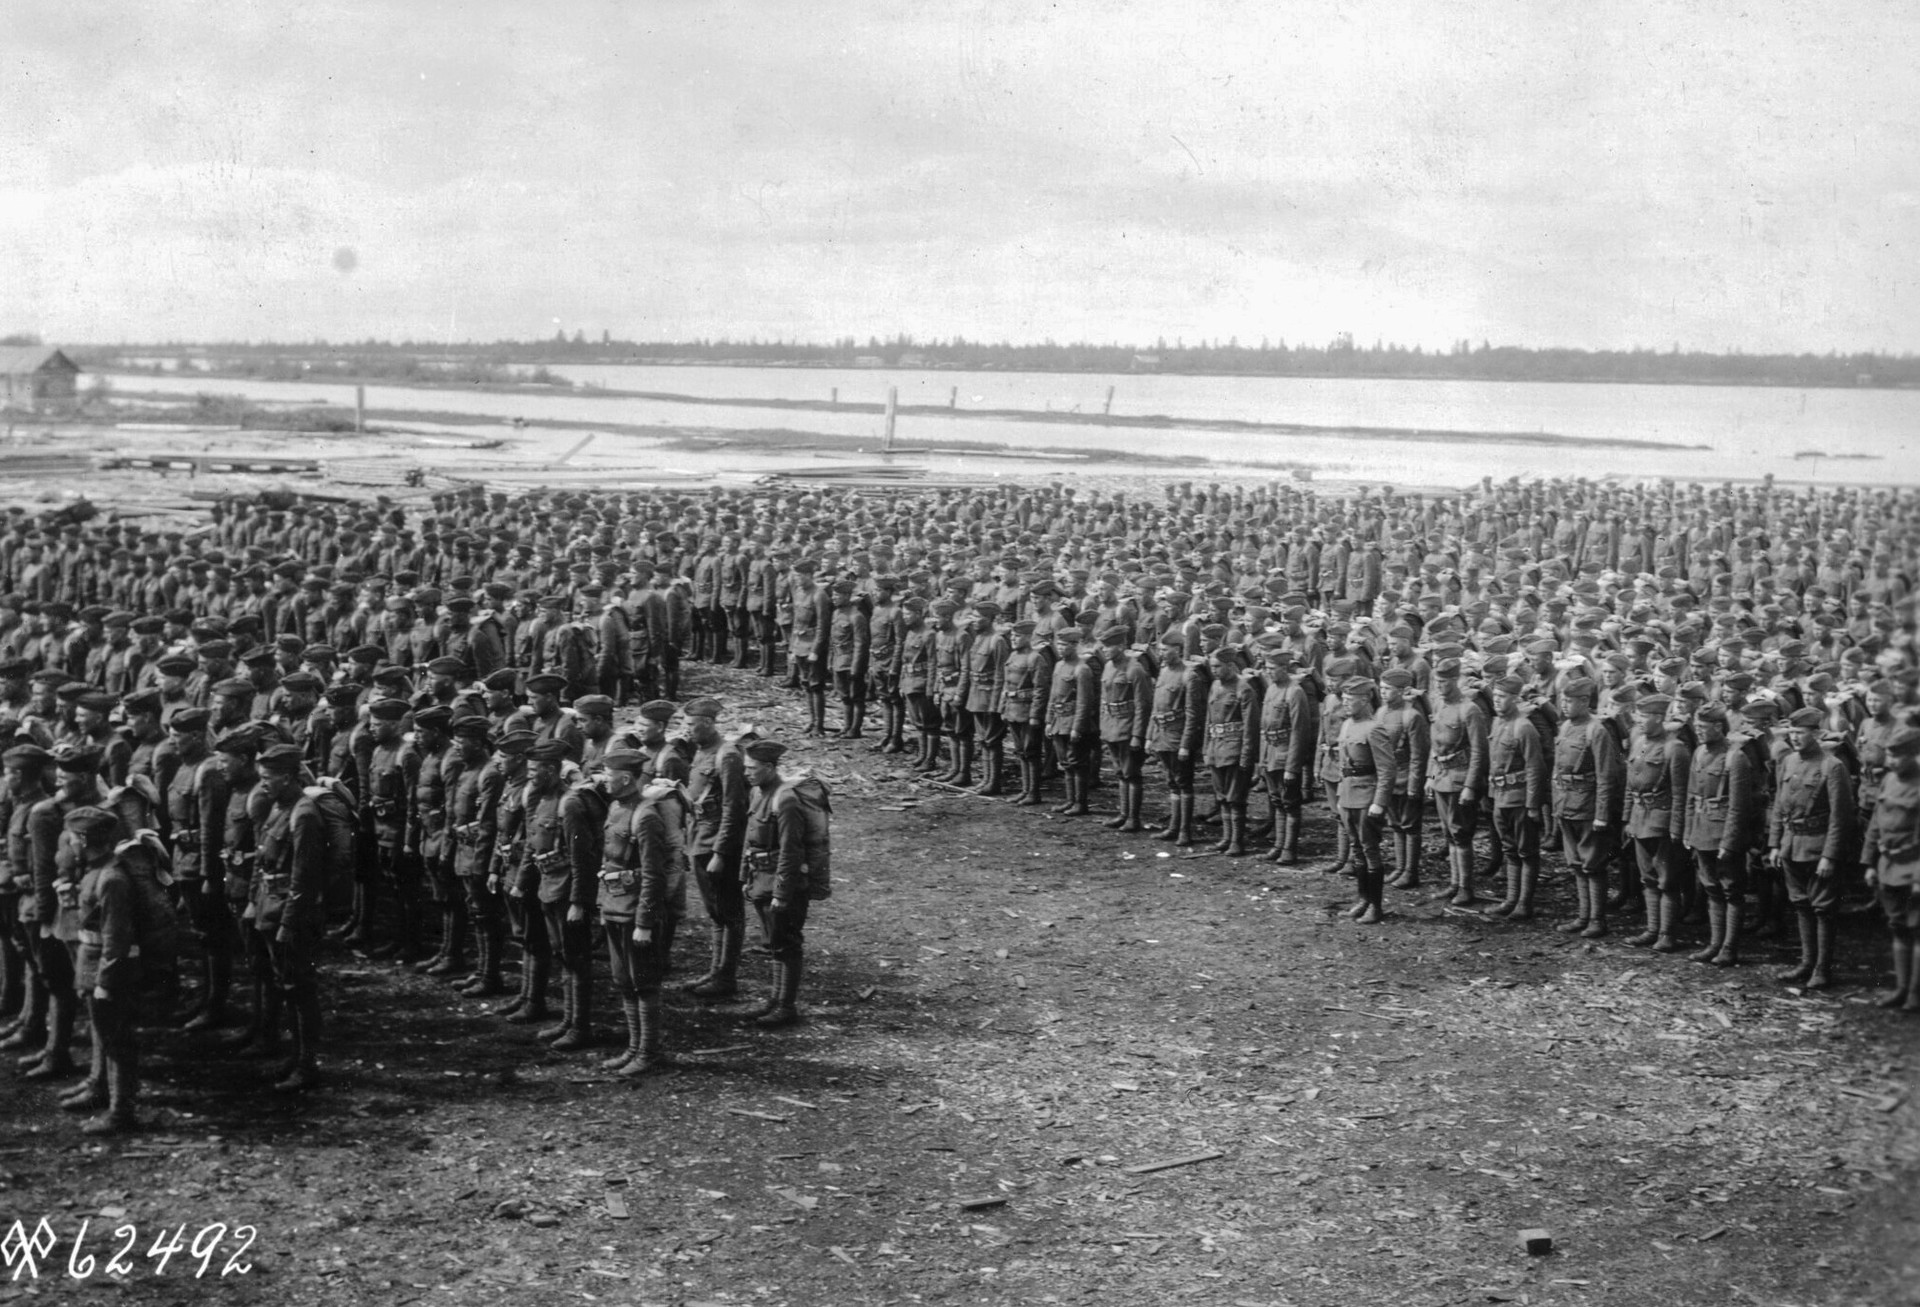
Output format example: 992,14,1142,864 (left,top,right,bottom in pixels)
853,355,885,368
1130,354,1161,373
0,347,81,411
896,352,926,367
